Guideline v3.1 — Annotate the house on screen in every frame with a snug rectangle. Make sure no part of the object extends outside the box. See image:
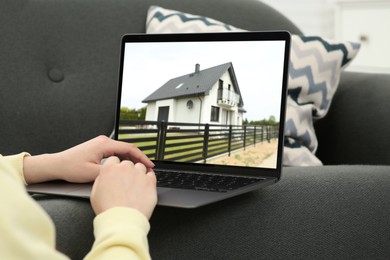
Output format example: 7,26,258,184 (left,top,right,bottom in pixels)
142,62,246,126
